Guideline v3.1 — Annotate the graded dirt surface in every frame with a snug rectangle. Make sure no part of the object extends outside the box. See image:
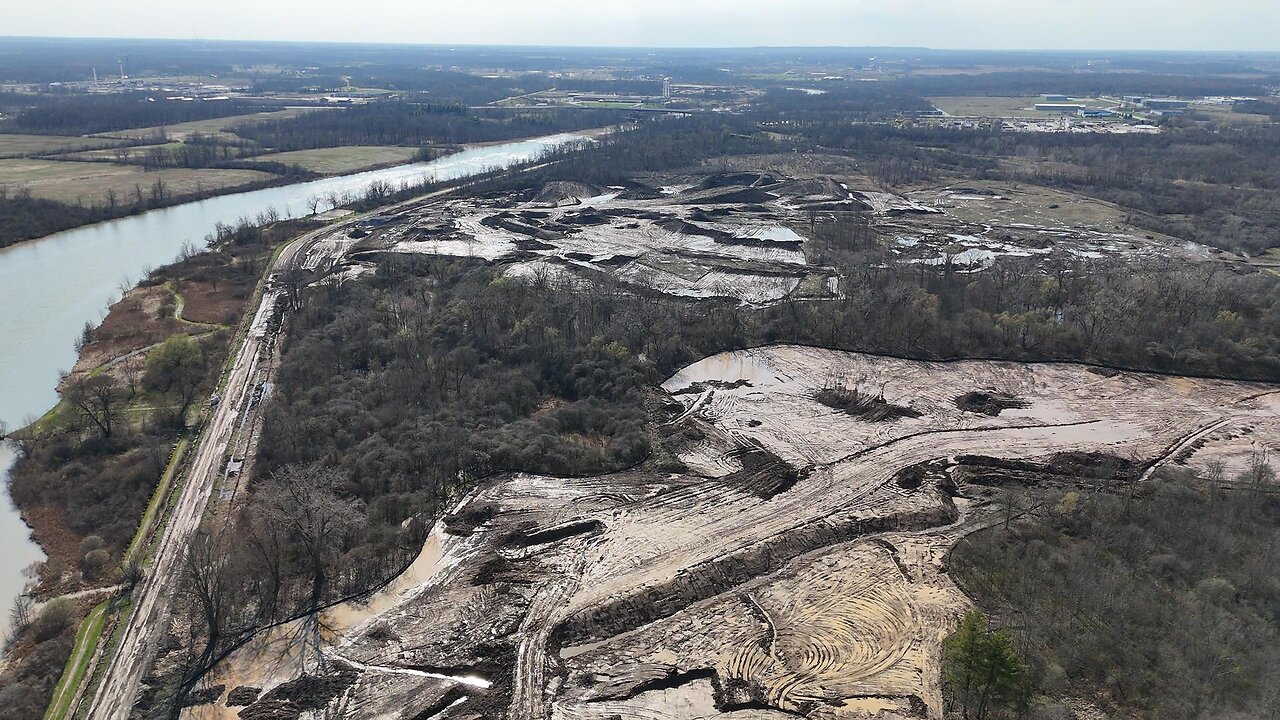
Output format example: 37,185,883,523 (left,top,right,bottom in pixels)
362,172,849,305
196,345,1280,720
316,167,1221,308
879,182,1214,269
